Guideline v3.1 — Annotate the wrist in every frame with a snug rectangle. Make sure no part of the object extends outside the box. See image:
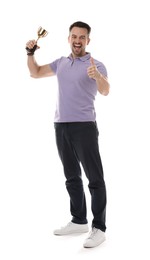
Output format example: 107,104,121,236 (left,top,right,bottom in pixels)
95,71,102,81
27,52,34,56
98,71,103,78
26,44,37,56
